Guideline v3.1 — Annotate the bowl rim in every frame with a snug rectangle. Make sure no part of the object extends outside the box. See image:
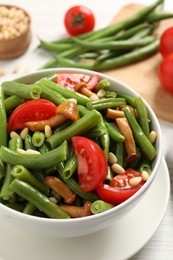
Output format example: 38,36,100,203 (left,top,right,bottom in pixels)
0,67,163,223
